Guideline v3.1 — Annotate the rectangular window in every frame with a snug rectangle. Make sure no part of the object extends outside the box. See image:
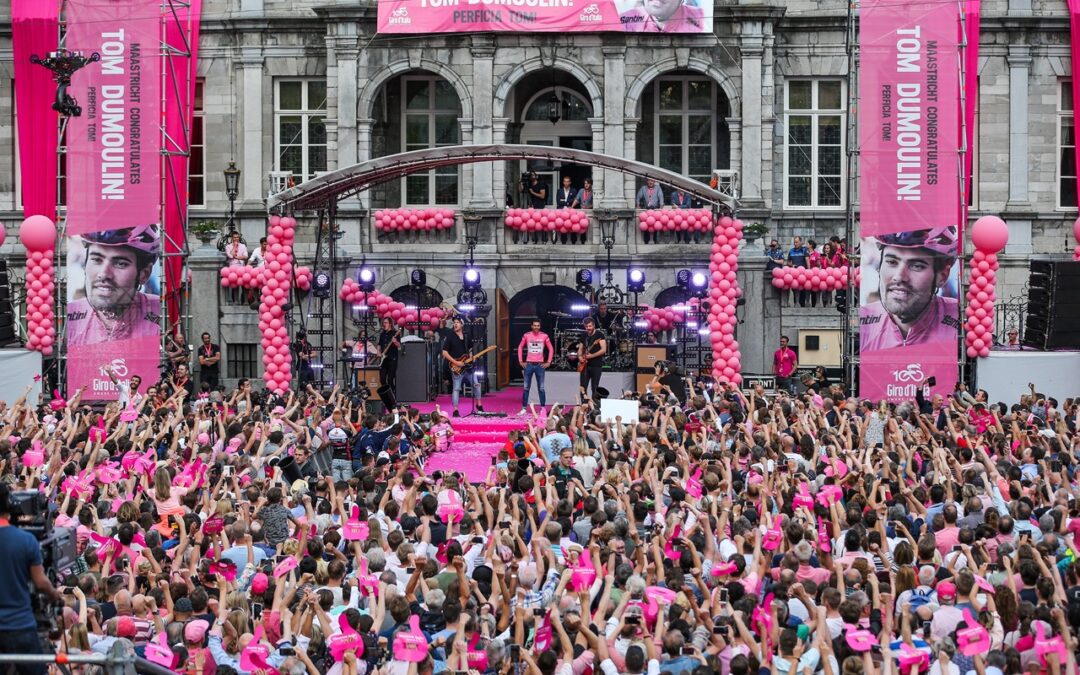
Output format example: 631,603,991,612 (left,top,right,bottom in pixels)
274,79,327,184
653,77,715,186
228,343,259,379
189,79,206,207
784,79,845,209
1059,81,1076,209
402,77,461,206
12,83,67,209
